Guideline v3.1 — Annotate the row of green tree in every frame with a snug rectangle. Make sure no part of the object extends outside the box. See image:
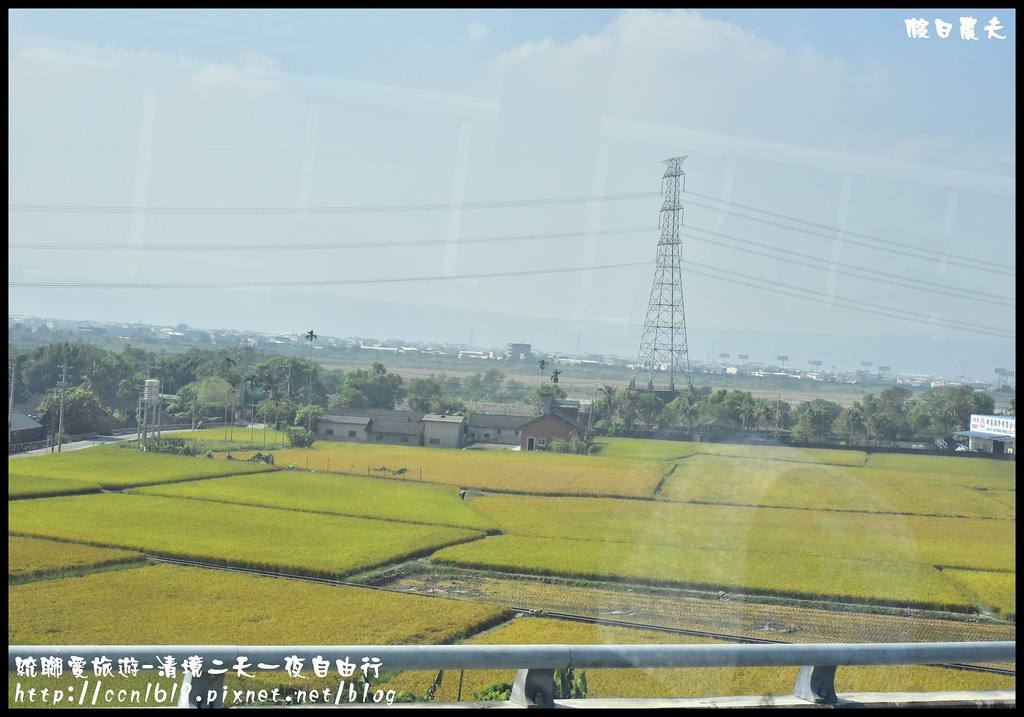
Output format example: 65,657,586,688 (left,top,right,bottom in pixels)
11,342,1006,445
583,384,1002,445
10,342,554,436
